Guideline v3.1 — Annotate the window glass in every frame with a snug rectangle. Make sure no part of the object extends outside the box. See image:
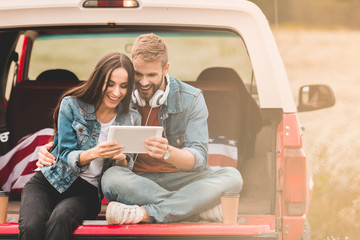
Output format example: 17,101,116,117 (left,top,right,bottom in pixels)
29,31,255,90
